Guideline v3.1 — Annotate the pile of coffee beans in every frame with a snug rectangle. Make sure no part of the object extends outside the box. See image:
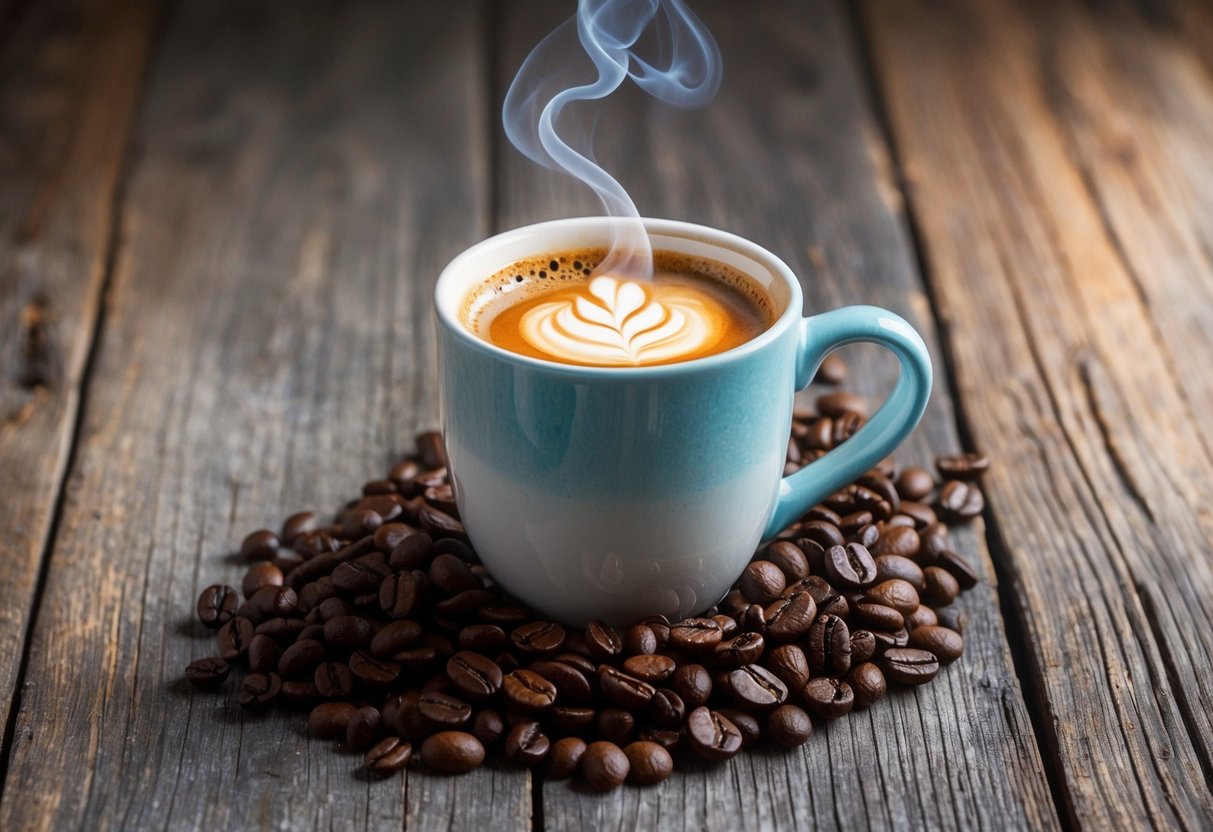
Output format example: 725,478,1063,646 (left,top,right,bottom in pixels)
186,376,987,790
